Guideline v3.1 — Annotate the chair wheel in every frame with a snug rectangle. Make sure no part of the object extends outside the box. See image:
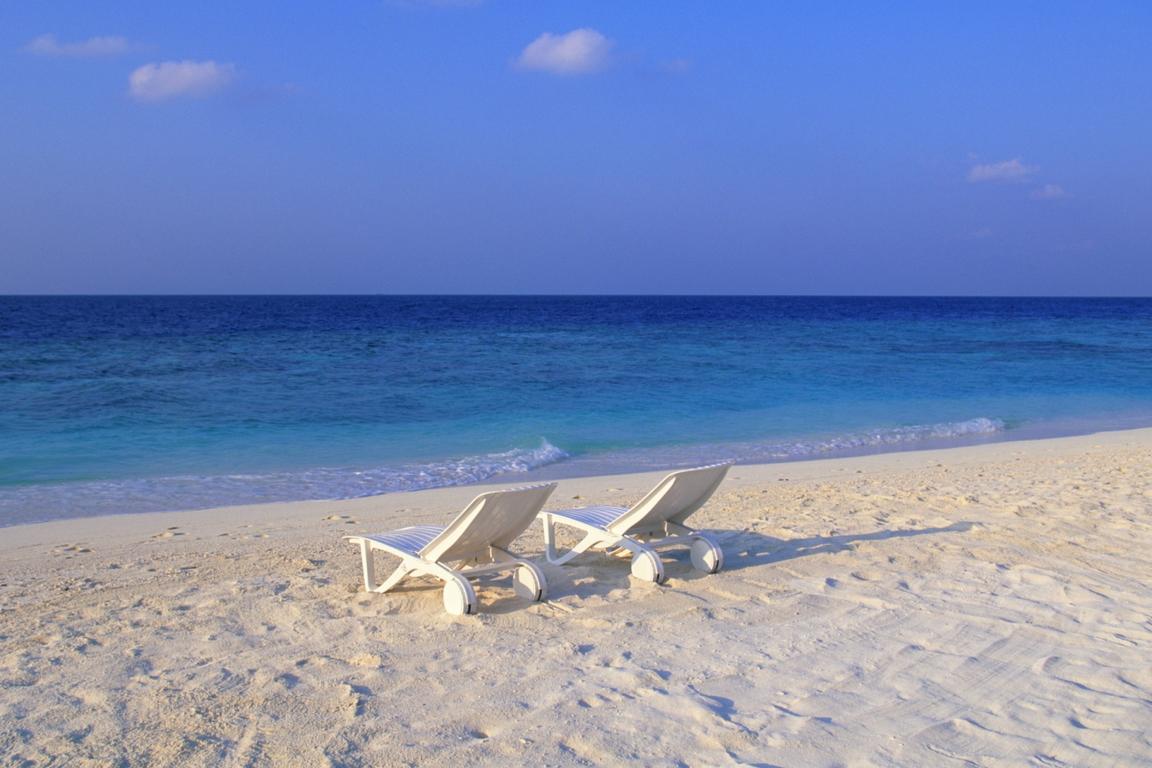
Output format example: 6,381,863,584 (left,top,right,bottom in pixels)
690,536,724,574
443,575,478,615
513,562,547,601
630,549,666,584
